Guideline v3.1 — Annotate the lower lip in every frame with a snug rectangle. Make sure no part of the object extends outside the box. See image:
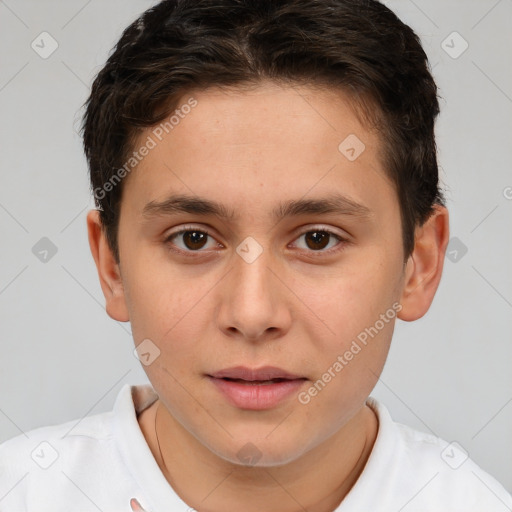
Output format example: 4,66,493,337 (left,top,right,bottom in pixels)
208,377,306,410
